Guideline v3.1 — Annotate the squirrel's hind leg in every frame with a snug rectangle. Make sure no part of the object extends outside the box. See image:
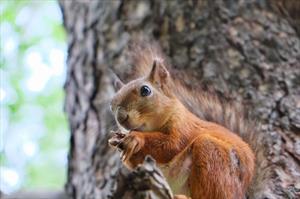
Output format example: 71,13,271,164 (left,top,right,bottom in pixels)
189,134,245,199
